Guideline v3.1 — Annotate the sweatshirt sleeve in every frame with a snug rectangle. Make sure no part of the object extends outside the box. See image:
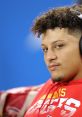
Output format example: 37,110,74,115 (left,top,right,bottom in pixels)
0,85,43,117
